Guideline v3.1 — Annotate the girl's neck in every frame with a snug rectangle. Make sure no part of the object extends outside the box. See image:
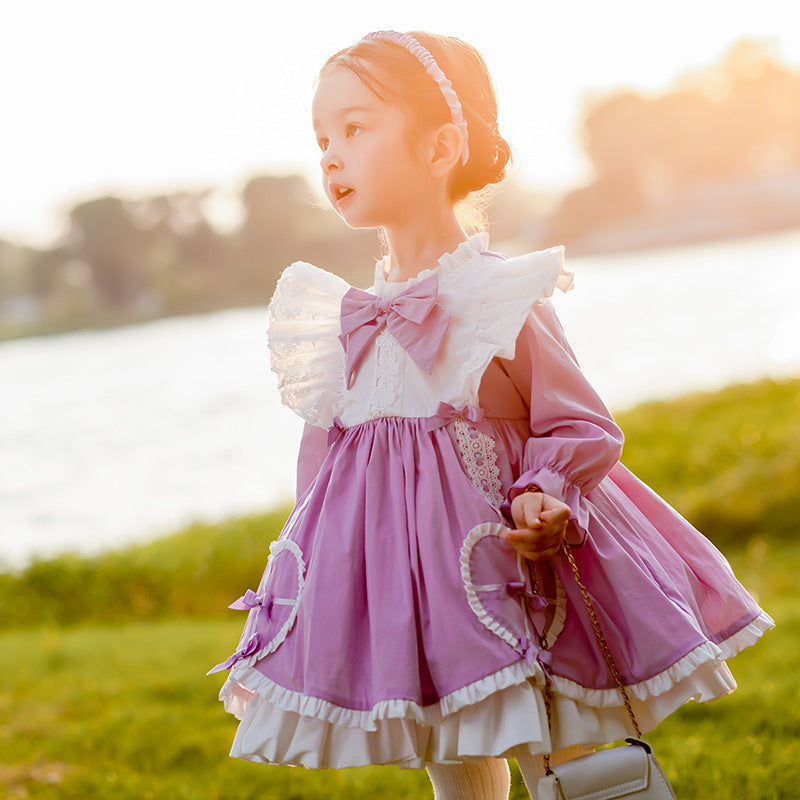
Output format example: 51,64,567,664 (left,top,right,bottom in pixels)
382,209,468,283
